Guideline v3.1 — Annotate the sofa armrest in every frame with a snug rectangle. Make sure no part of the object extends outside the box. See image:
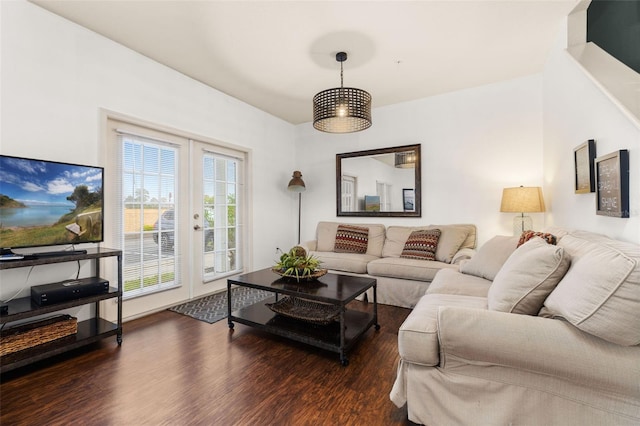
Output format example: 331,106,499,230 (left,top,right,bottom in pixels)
437,306,640,394
451,247,475,265
300,240,317,252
